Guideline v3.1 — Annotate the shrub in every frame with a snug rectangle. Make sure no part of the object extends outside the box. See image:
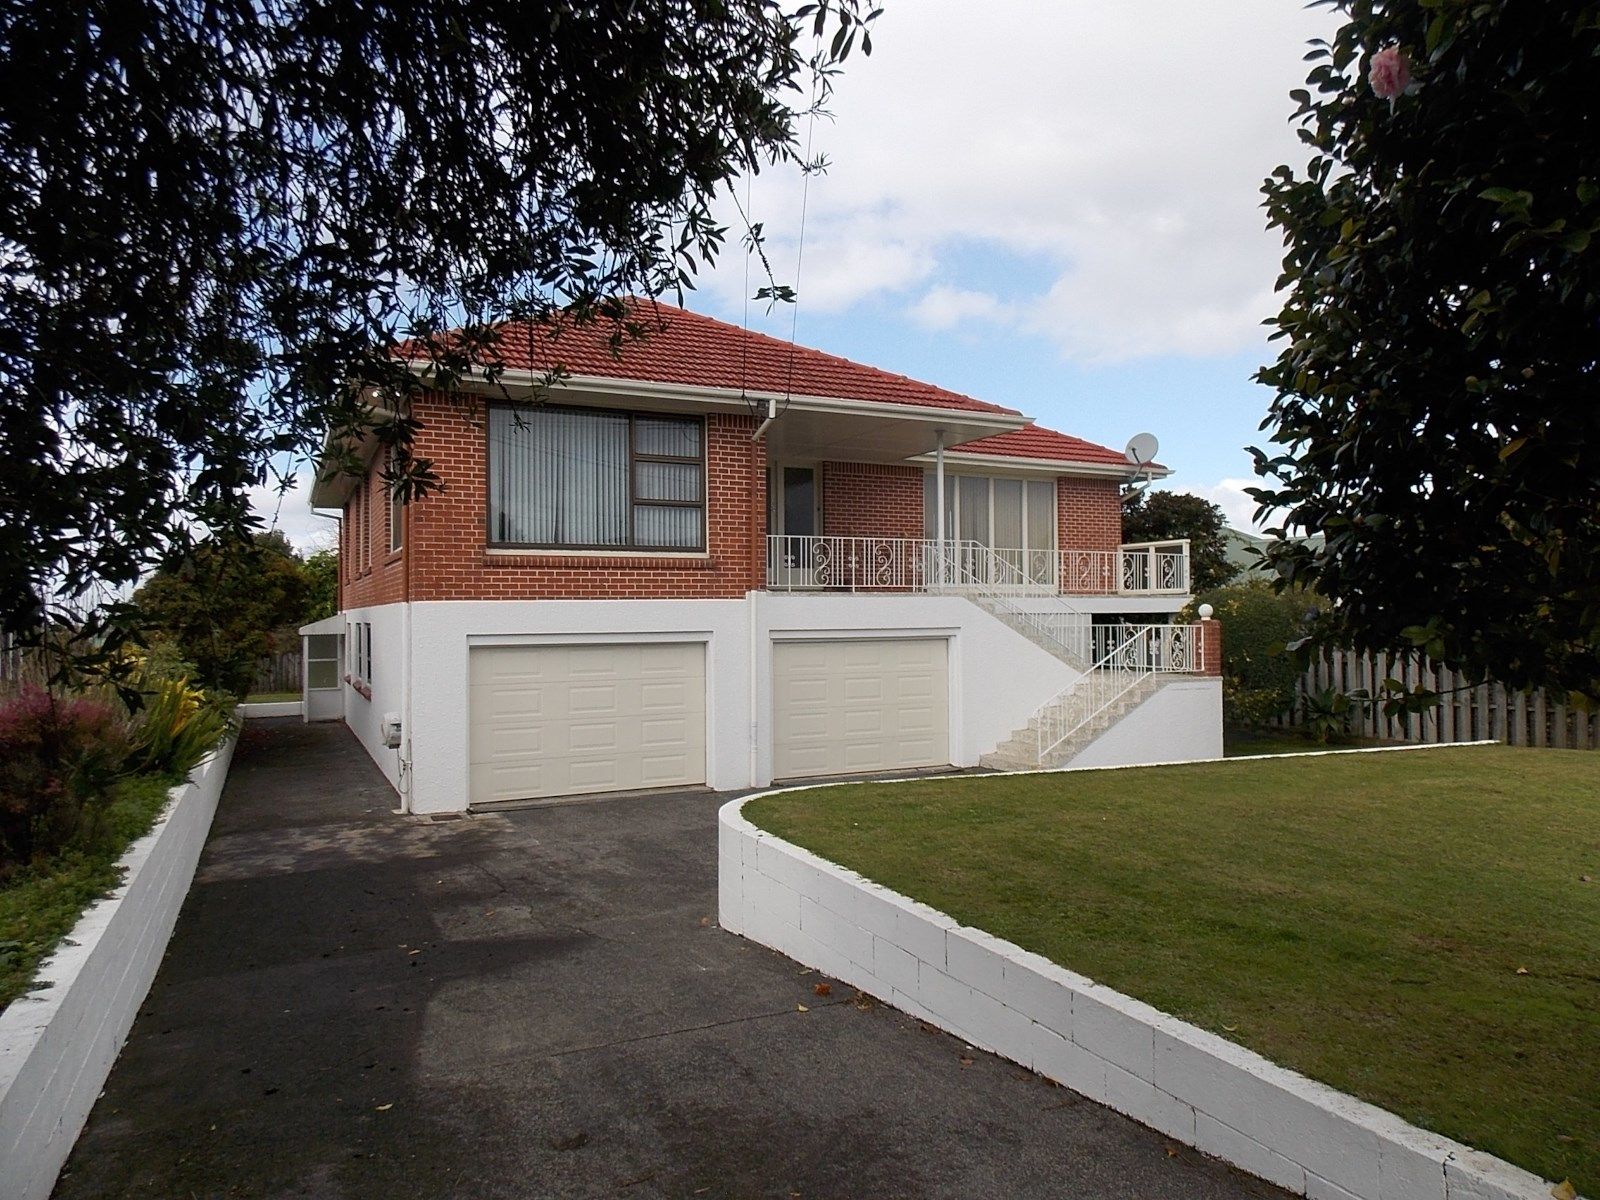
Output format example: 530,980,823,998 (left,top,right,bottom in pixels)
1184,581,1324,728
0,688,131,877
126,677,233,778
